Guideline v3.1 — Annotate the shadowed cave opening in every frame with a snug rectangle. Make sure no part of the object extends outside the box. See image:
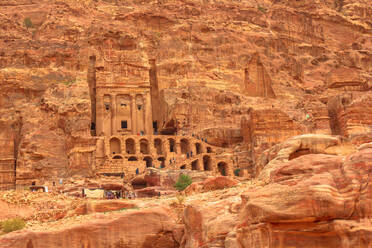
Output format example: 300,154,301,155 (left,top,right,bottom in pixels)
288,149,314,160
